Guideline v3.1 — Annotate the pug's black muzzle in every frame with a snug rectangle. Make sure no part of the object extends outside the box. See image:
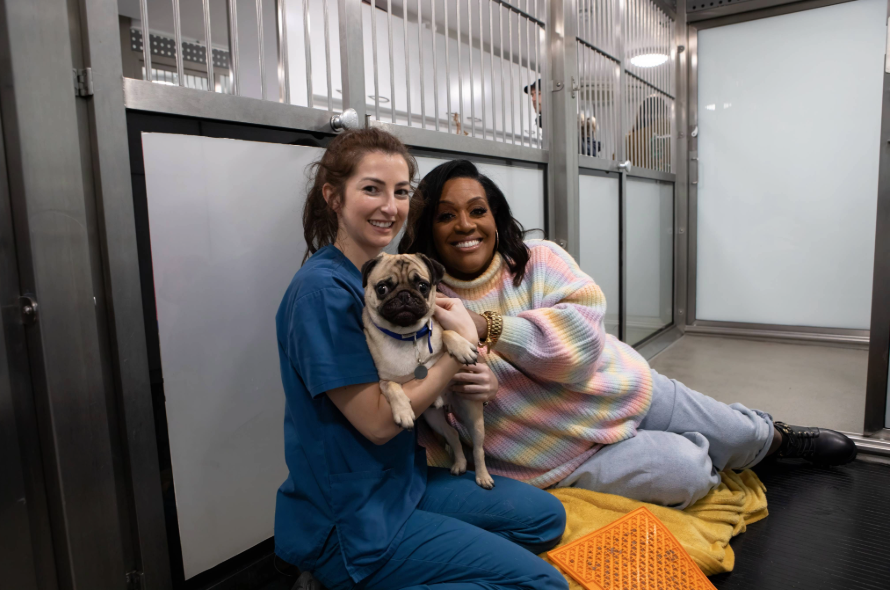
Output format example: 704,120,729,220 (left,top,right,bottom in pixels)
380,289,429,327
